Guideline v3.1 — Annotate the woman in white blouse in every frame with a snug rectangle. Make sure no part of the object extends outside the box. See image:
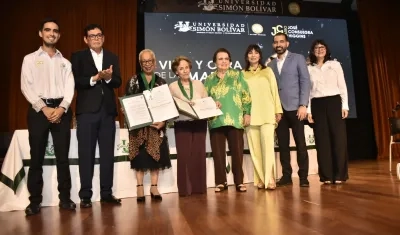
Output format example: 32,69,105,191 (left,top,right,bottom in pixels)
307,40,349,185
